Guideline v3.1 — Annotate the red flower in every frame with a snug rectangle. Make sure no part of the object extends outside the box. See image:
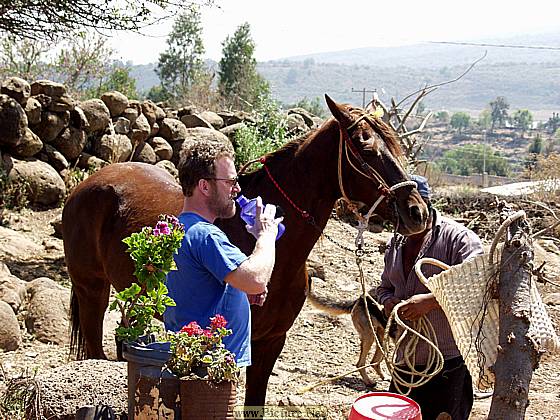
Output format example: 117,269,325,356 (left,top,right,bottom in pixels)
210,314,227,329
180,321,203,336
202,329,214,338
